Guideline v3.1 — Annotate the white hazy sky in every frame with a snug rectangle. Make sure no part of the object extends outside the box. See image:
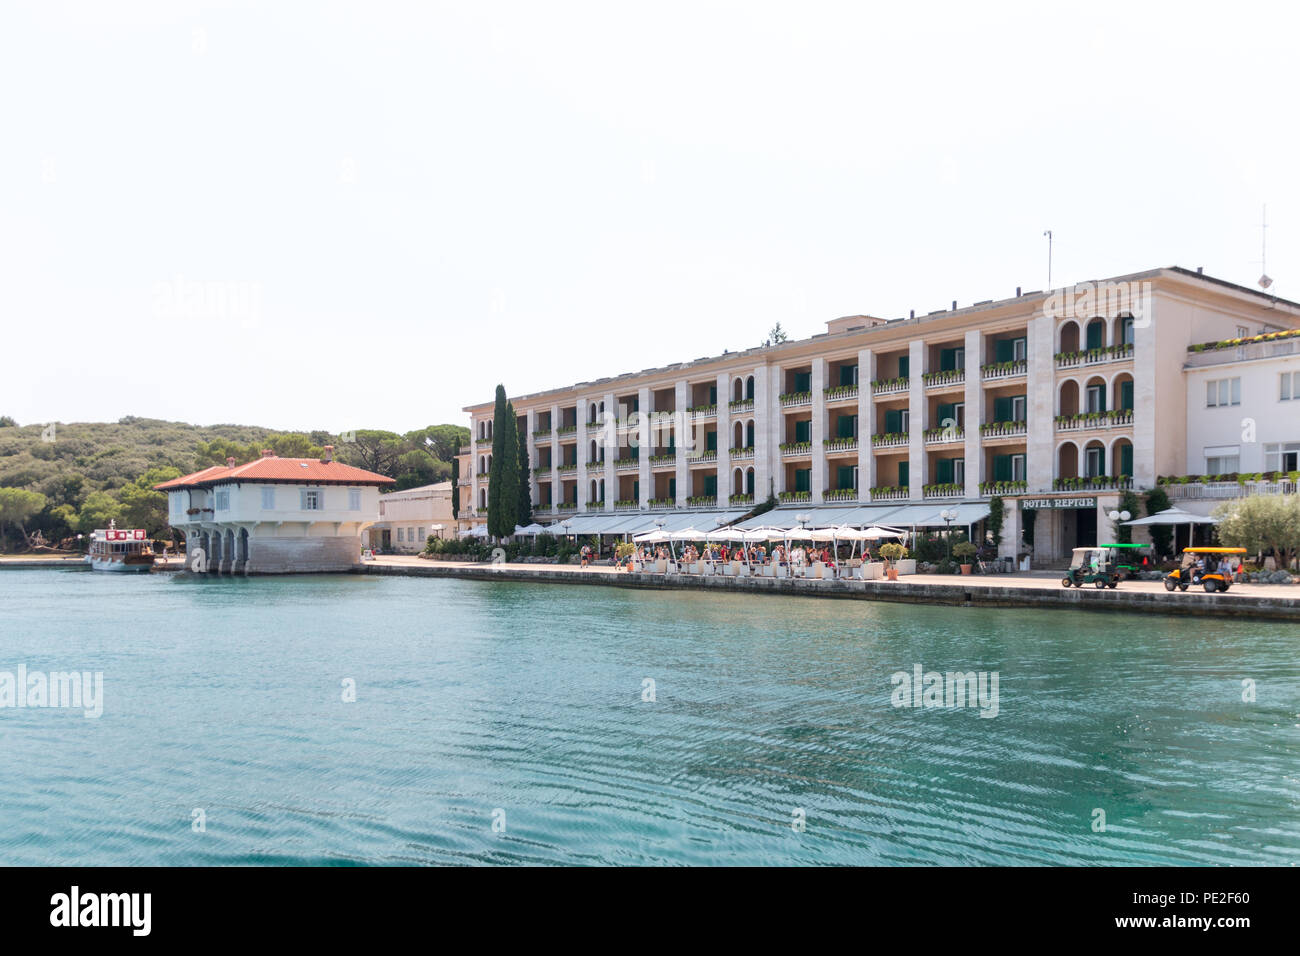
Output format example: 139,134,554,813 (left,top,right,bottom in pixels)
3,0,1297,434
